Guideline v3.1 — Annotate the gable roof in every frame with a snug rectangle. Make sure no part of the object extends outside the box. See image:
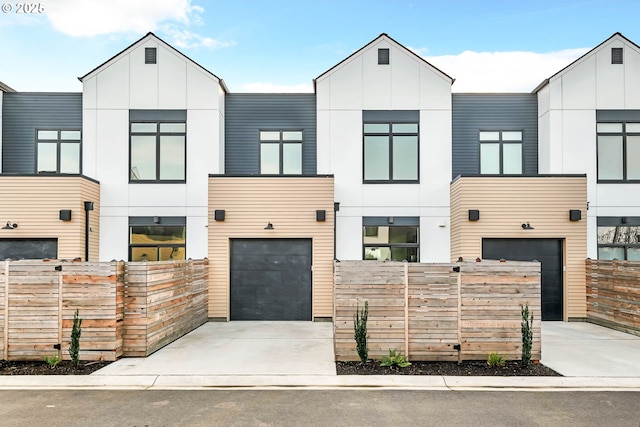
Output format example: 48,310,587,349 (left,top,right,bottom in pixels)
313,33,454,91
533,32,639,93
78,32,229,93
0,81,16,92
